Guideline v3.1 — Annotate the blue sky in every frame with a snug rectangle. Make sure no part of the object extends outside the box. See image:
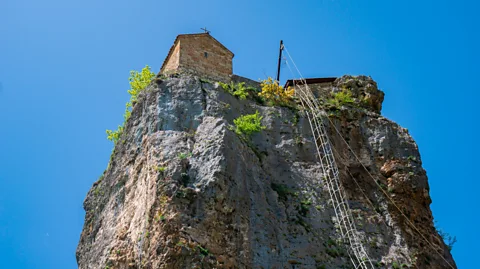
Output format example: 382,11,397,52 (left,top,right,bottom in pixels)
0,0,477,268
